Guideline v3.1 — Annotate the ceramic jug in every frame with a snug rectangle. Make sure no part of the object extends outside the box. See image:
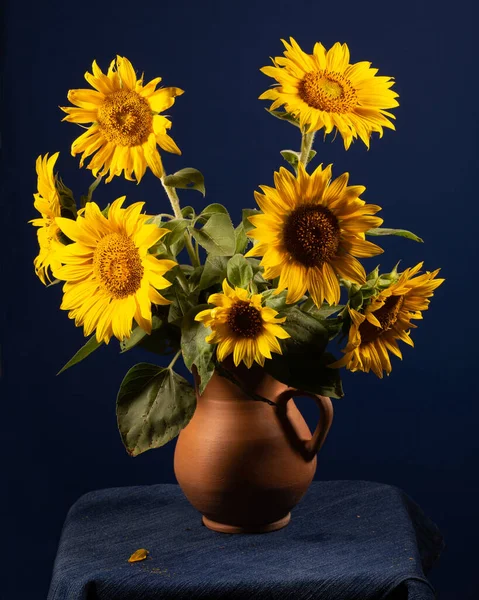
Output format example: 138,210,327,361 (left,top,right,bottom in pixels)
174,362,333,533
